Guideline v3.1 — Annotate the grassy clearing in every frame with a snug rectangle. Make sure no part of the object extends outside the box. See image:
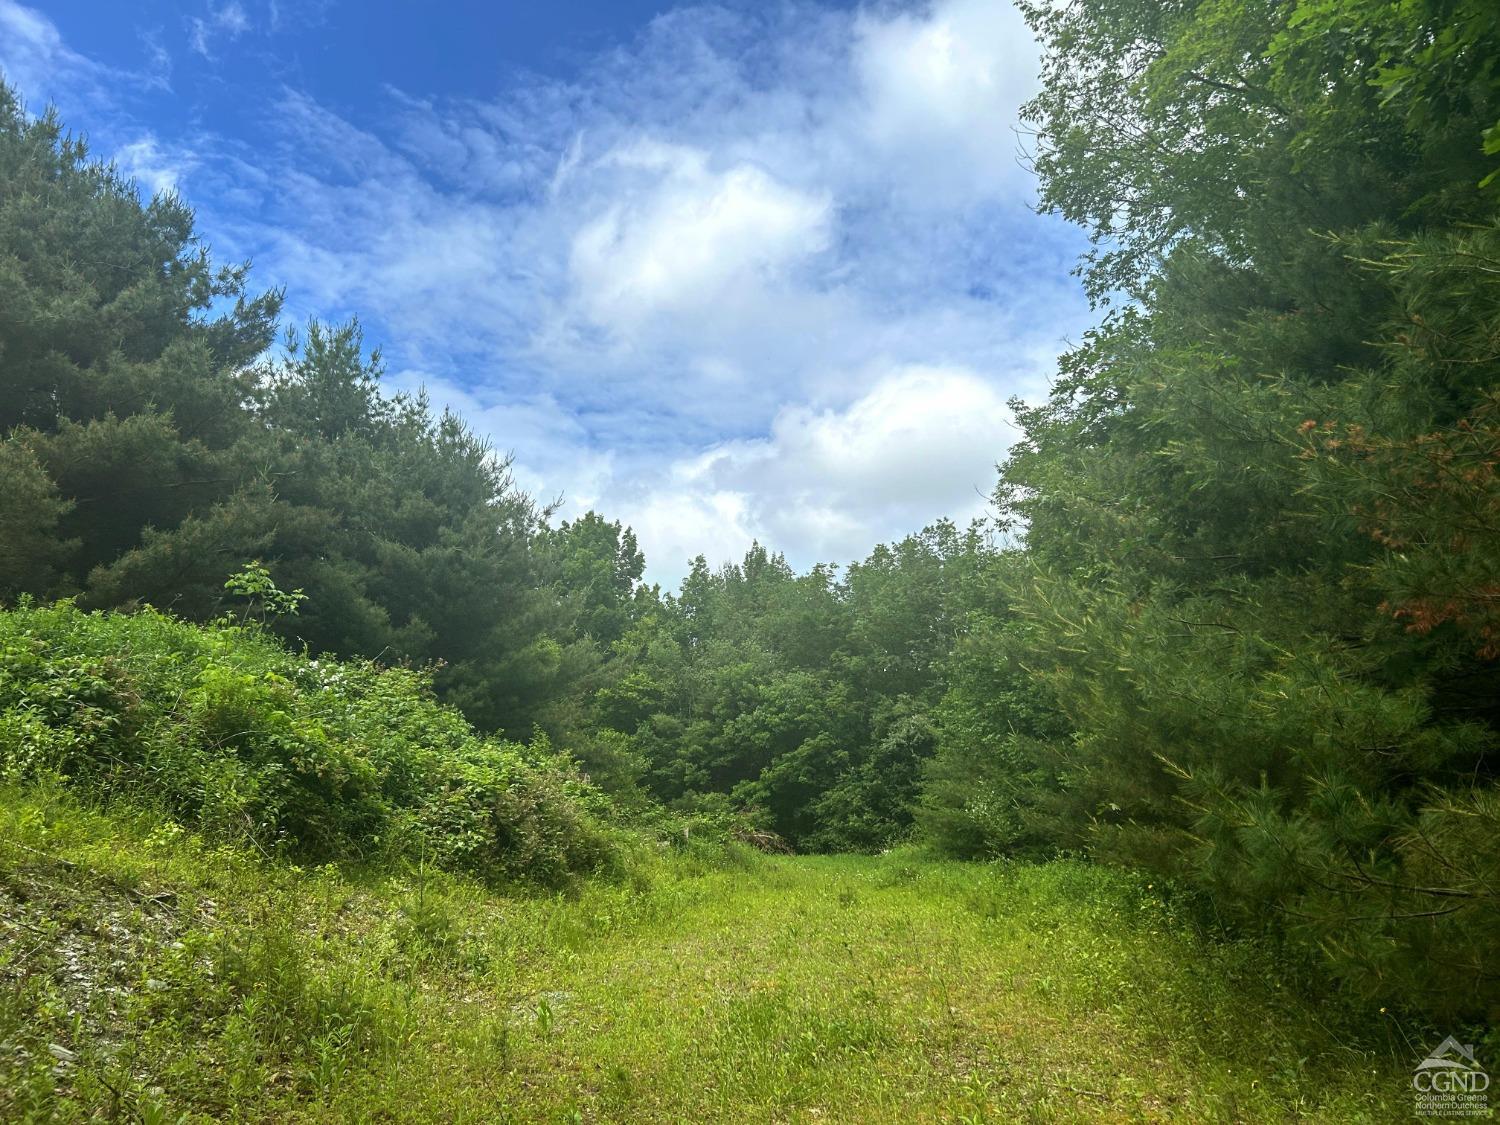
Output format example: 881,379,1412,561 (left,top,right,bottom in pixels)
1,786,1411,1123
